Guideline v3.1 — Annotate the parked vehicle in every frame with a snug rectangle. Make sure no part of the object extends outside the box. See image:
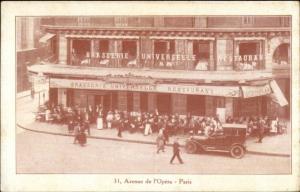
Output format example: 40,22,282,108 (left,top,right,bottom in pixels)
185,123,247,158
